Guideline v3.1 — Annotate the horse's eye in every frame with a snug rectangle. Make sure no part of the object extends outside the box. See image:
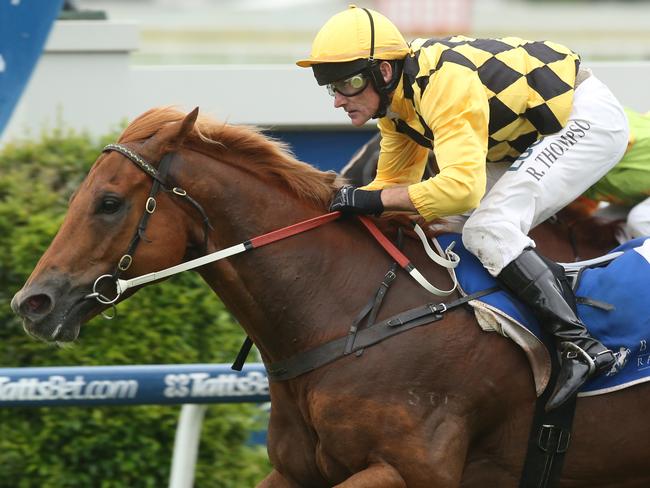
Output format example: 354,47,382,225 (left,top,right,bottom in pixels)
97,196,123,214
